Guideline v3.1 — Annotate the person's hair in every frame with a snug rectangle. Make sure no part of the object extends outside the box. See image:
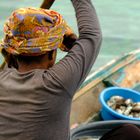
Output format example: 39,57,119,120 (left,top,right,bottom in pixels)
1,49,54,69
